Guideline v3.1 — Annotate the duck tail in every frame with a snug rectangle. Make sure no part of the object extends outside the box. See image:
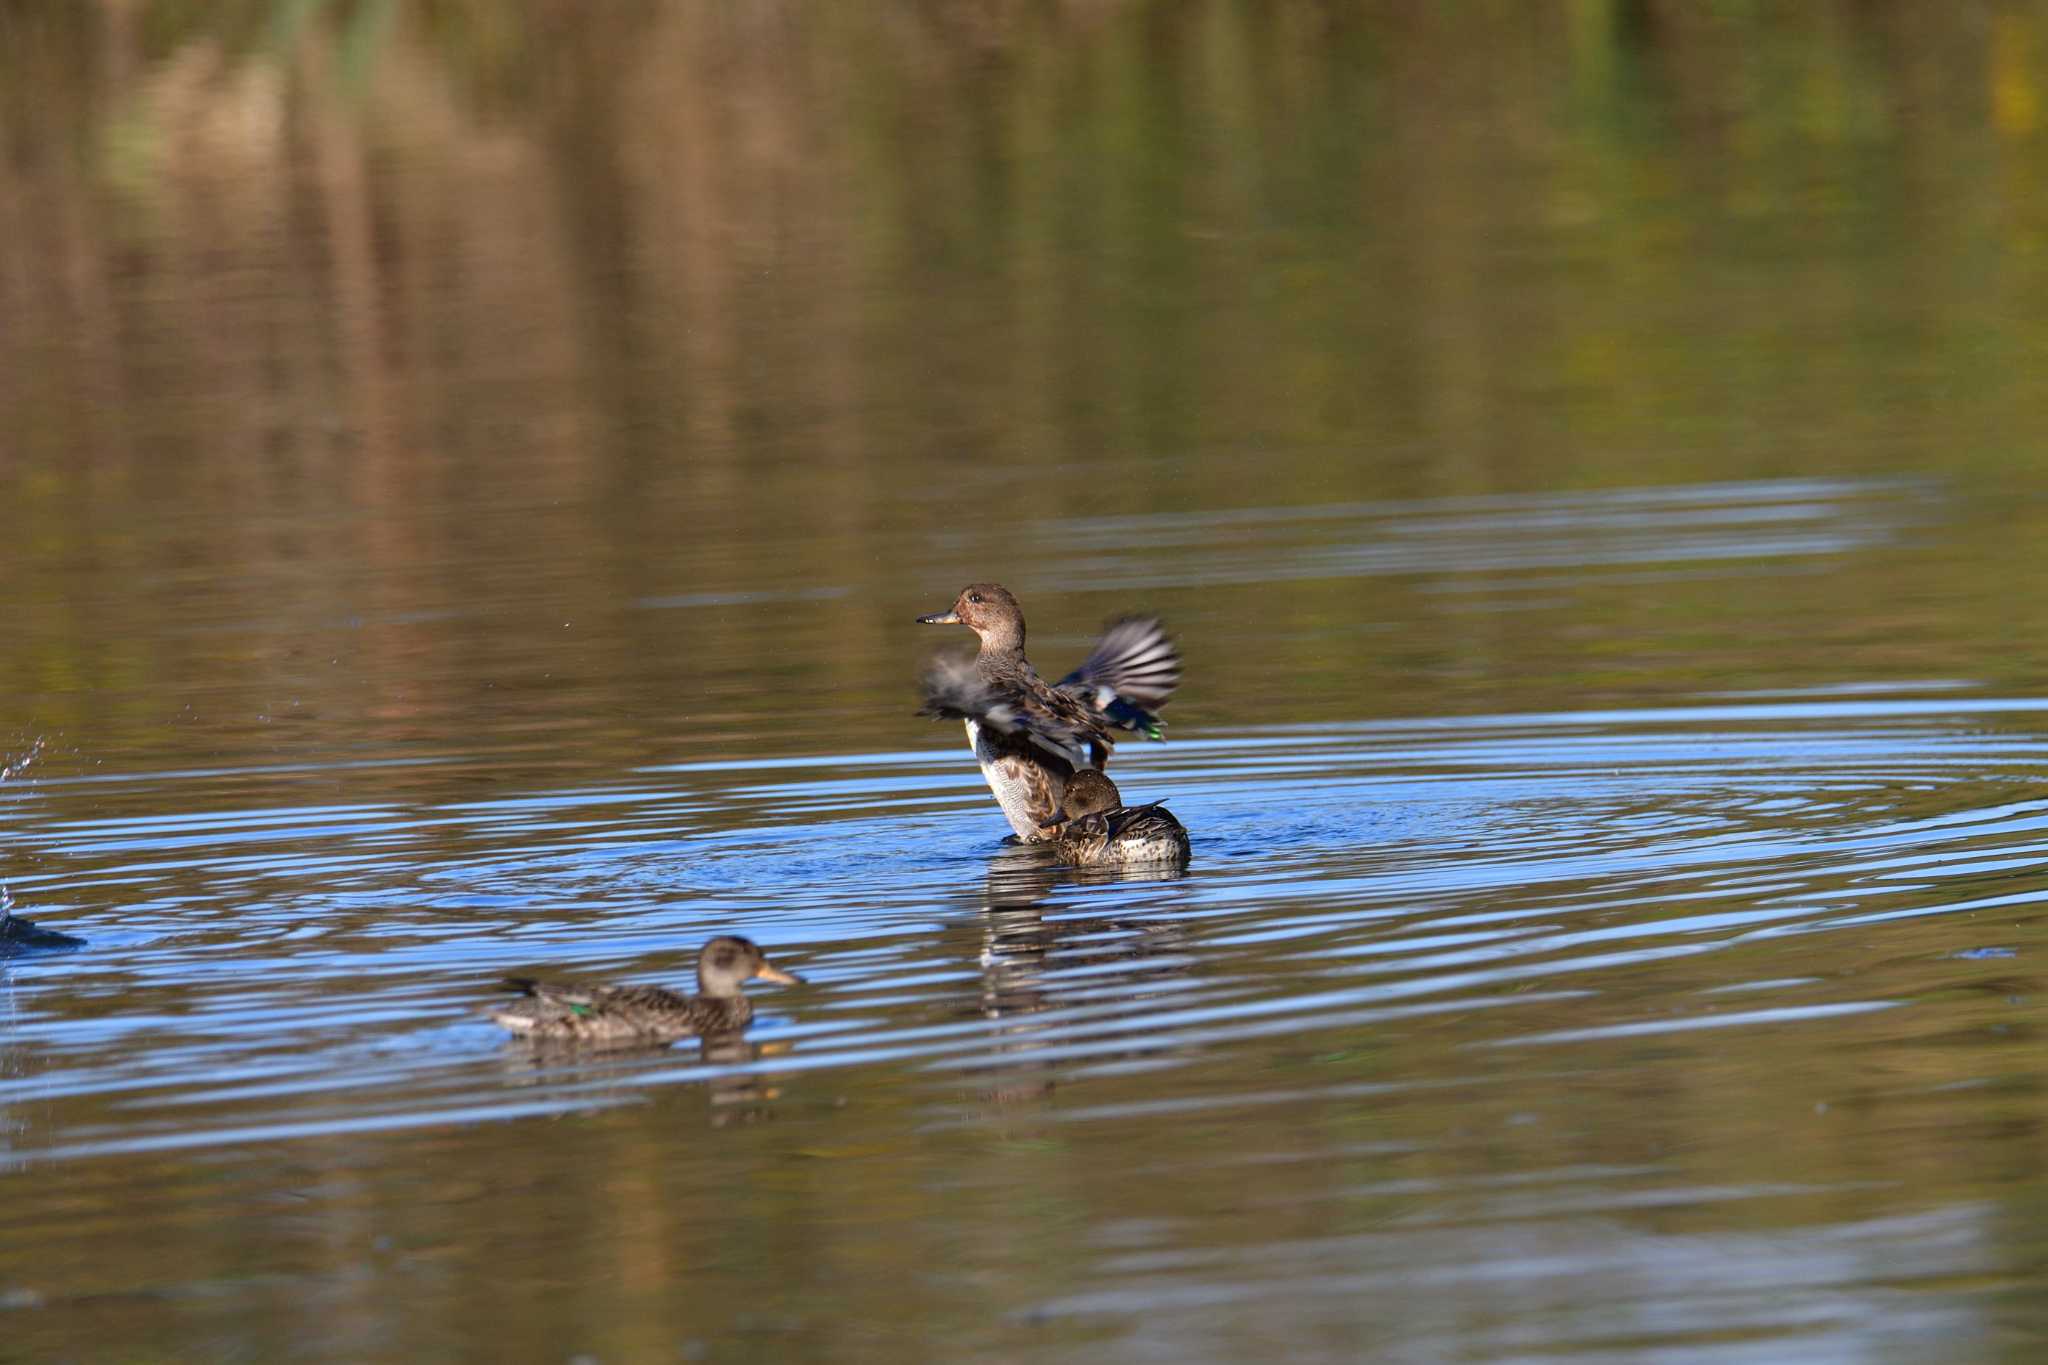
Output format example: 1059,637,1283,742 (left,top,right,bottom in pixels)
1102,696,1166,740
